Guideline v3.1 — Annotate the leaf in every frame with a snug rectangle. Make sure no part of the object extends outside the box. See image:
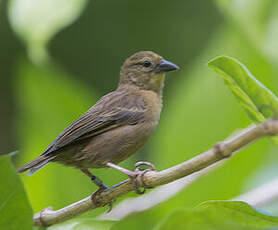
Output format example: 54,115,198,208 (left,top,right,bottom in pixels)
8,0,88,64
208,56,278,123
47,218,115,230
0,154,33,230
158,201,278,230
